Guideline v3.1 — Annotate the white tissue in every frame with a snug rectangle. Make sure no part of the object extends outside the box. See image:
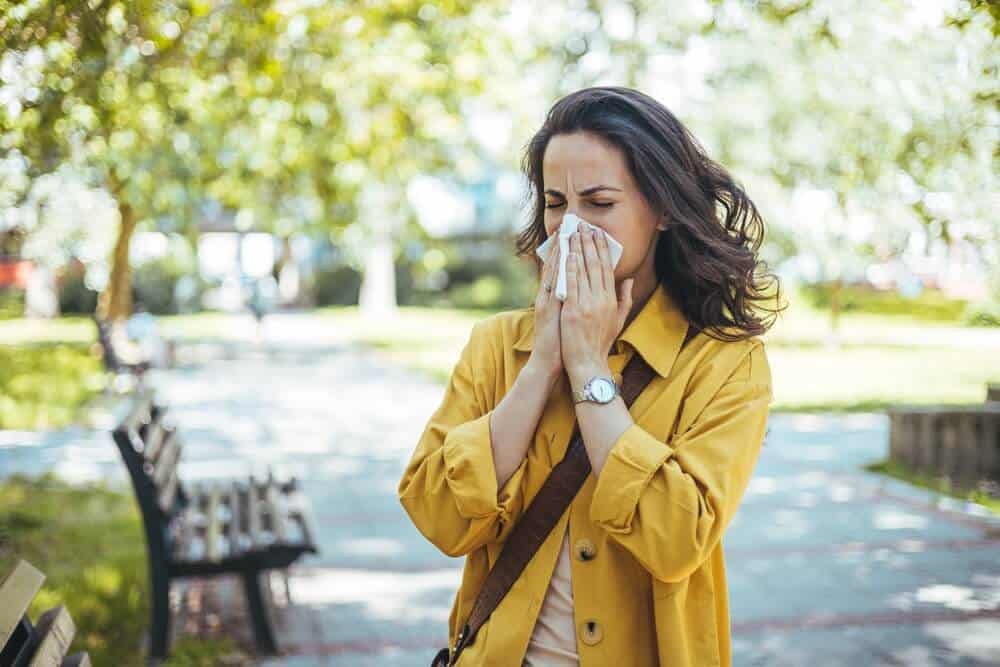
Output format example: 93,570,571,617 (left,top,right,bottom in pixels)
535,213,624,301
